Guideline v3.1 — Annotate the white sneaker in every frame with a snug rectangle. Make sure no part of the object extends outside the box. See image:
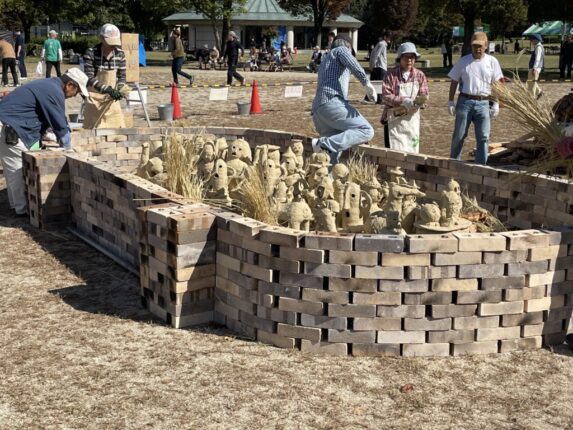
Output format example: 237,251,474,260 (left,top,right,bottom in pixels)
311,138,322,153
20,77,28,81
